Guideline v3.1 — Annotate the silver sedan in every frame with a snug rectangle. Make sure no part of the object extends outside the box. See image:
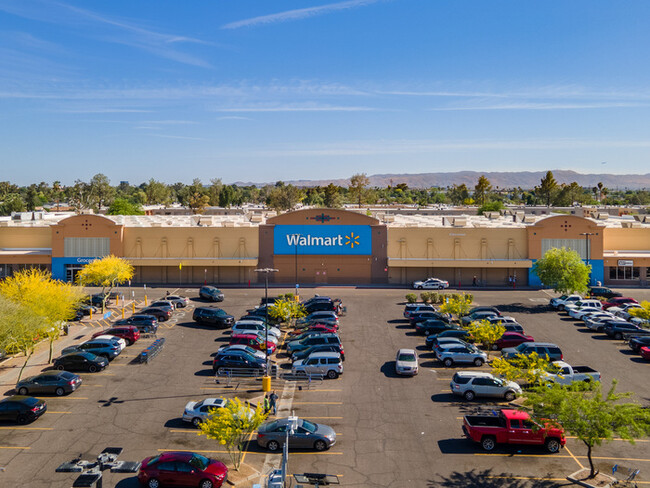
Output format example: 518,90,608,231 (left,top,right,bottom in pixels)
257,417,336,452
